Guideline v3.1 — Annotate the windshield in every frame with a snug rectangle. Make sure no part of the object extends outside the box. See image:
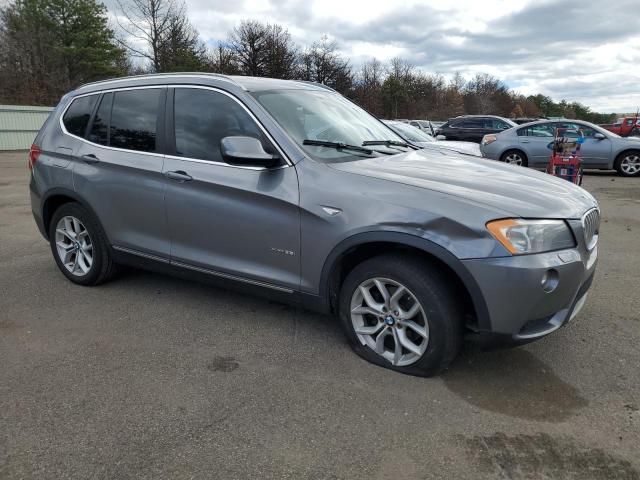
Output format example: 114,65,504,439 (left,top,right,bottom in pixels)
251,89,406,160
387,122,436,143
